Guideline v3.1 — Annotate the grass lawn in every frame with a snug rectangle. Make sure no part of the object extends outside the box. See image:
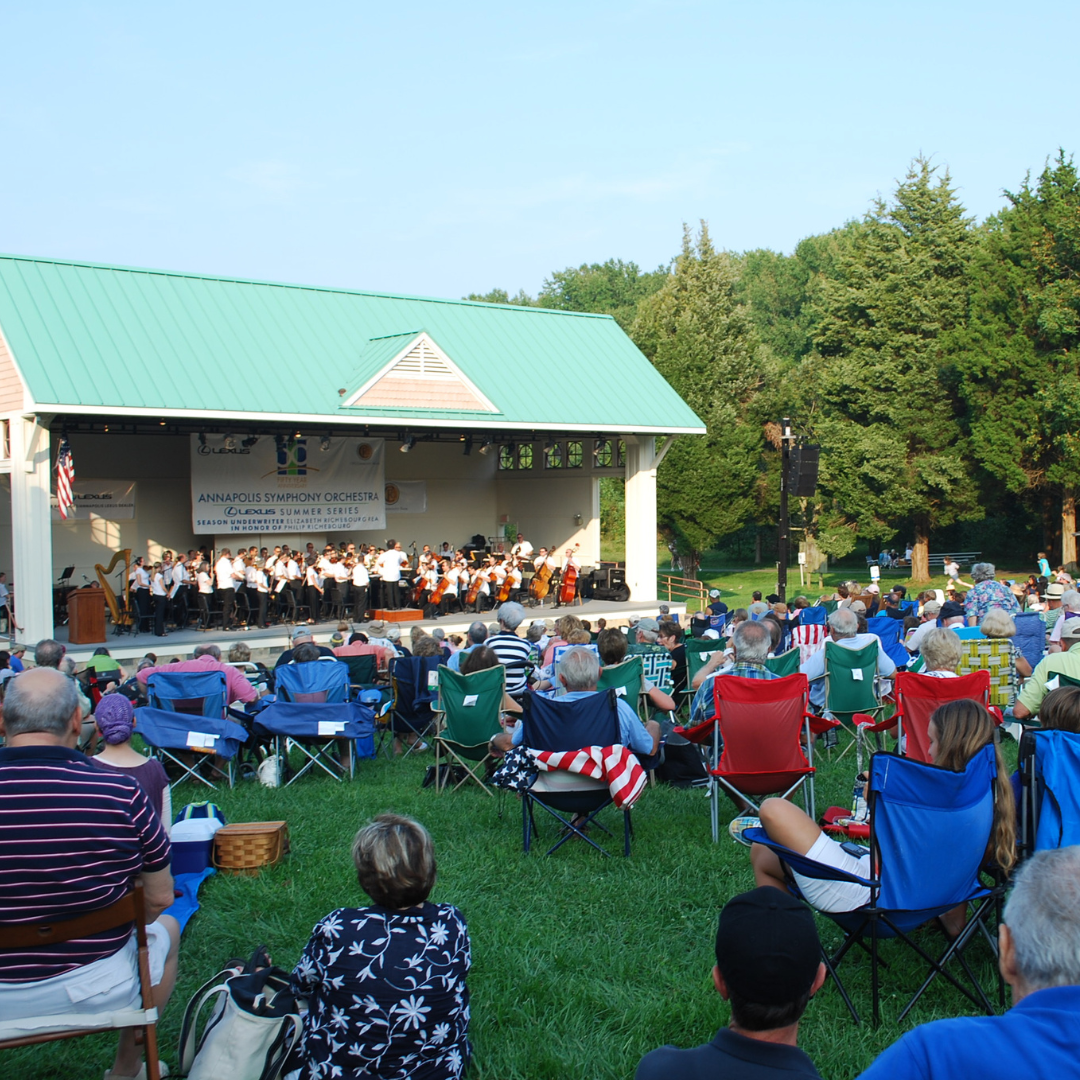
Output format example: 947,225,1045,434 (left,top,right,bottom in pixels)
10,728,1016,1080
